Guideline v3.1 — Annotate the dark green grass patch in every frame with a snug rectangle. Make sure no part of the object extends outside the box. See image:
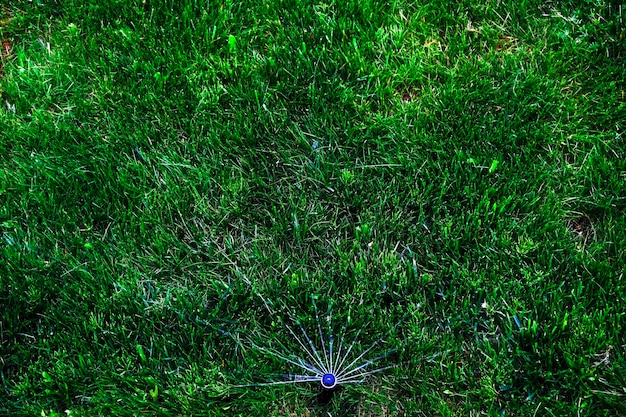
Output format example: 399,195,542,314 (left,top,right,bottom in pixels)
1,0,625,416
